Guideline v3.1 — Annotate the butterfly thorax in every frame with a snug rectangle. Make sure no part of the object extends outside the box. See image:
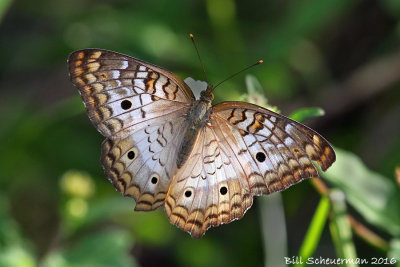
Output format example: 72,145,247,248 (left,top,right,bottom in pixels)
176,99,212,168
199,85,214,102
